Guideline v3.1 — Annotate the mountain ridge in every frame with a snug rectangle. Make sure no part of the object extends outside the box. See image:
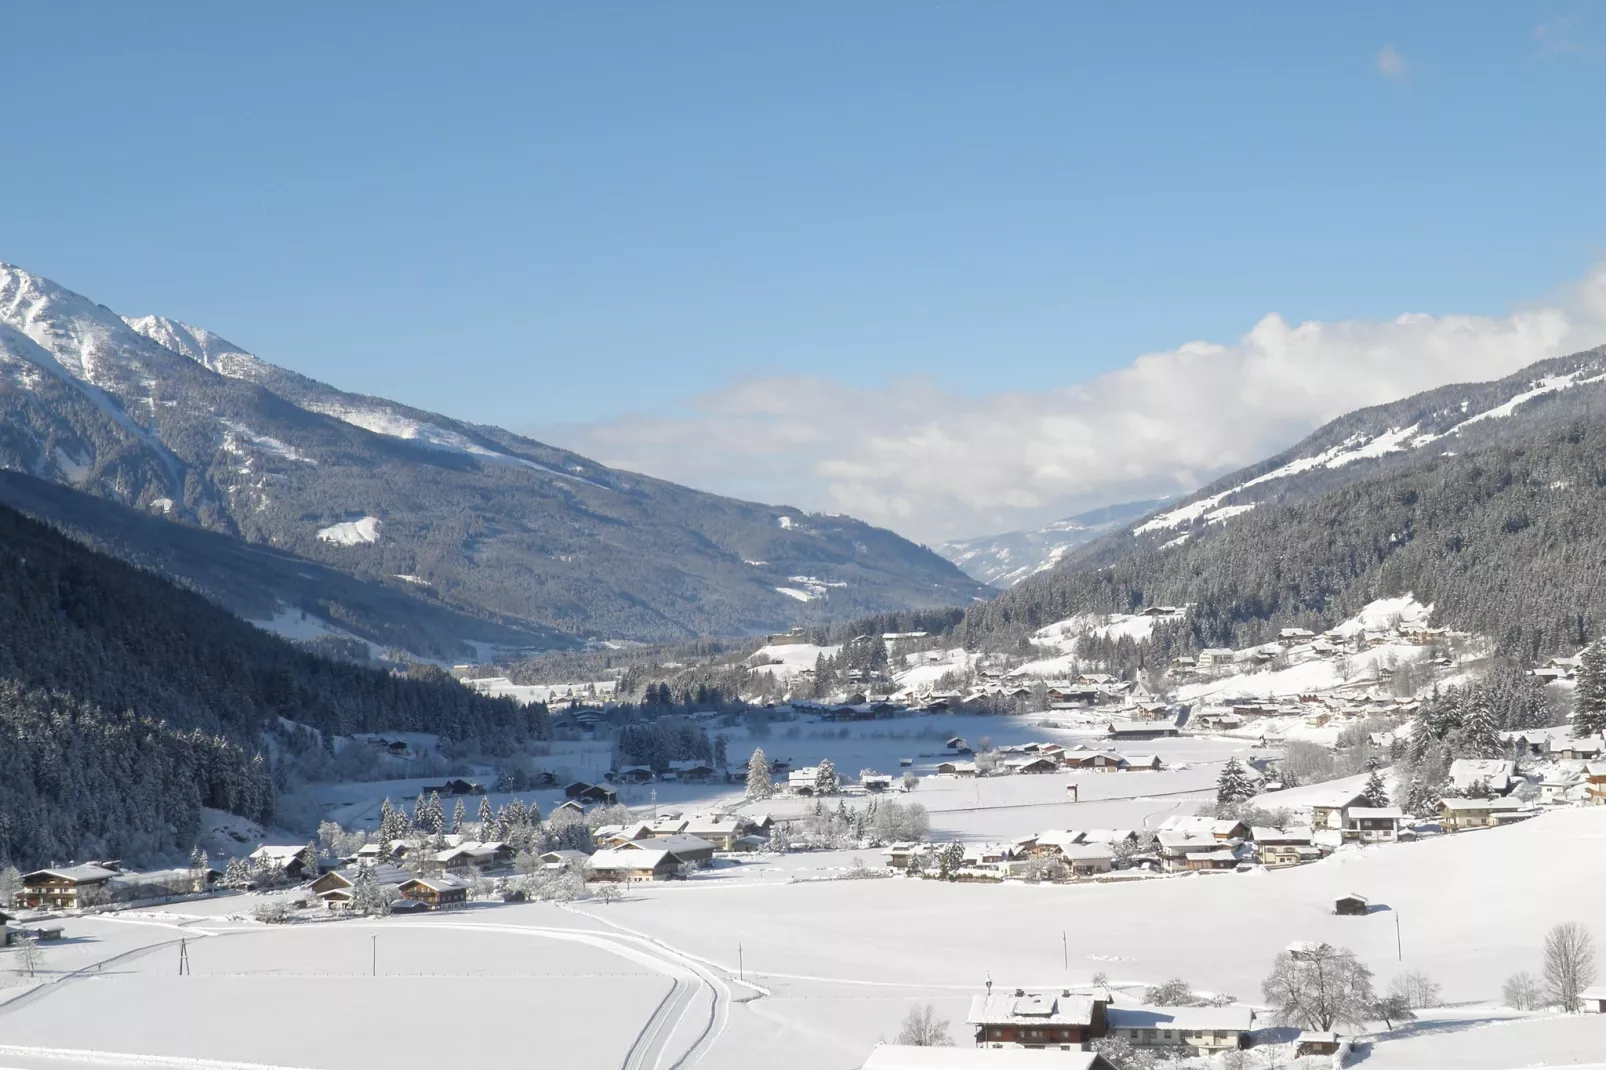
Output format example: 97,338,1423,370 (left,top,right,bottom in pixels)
0,261,991,647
